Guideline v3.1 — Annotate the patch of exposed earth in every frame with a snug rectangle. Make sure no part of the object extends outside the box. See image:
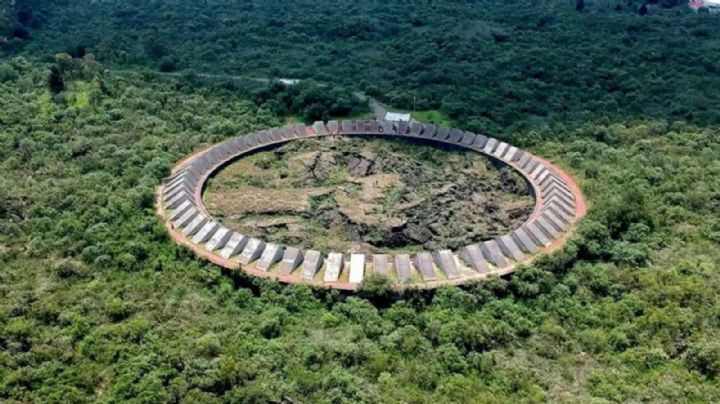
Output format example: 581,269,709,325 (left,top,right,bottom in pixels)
204,136,534,254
